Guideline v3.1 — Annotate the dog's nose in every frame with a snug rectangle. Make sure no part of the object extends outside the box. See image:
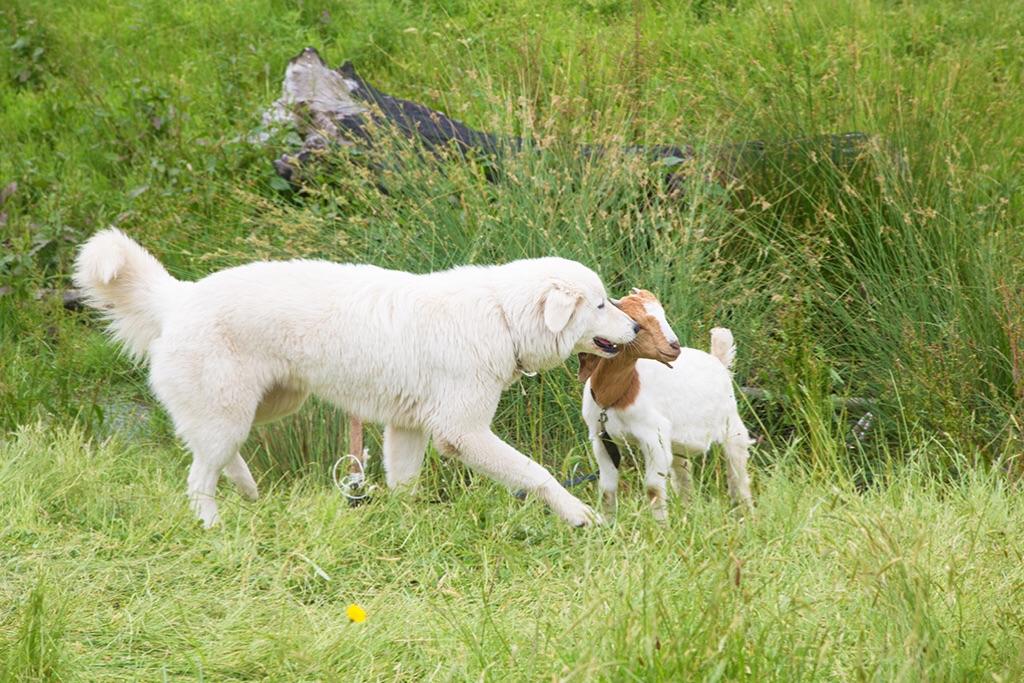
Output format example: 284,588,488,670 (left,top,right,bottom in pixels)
633,322,641,334
669,340,680,350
